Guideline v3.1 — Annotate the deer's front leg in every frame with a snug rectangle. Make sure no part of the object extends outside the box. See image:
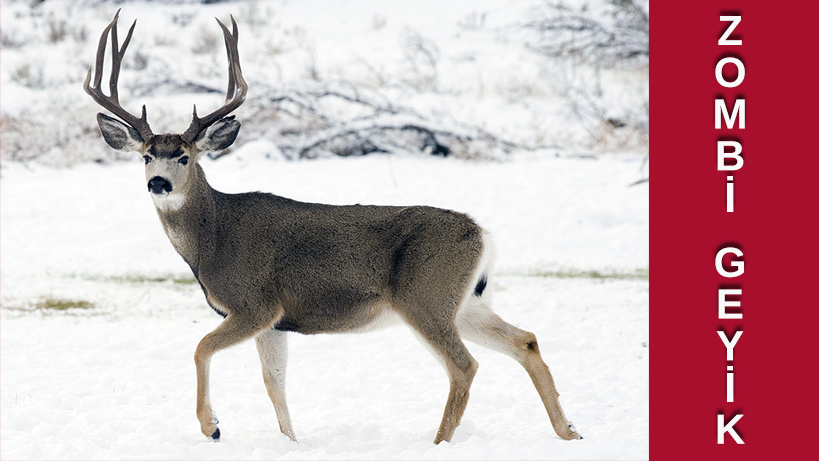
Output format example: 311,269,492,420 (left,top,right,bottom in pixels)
194,313,275,440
